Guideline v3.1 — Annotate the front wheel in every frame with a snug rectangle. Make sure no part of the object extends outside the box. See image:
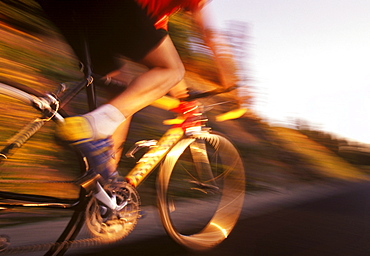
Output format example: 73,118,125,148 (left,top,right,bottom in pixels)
157,132,245,251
